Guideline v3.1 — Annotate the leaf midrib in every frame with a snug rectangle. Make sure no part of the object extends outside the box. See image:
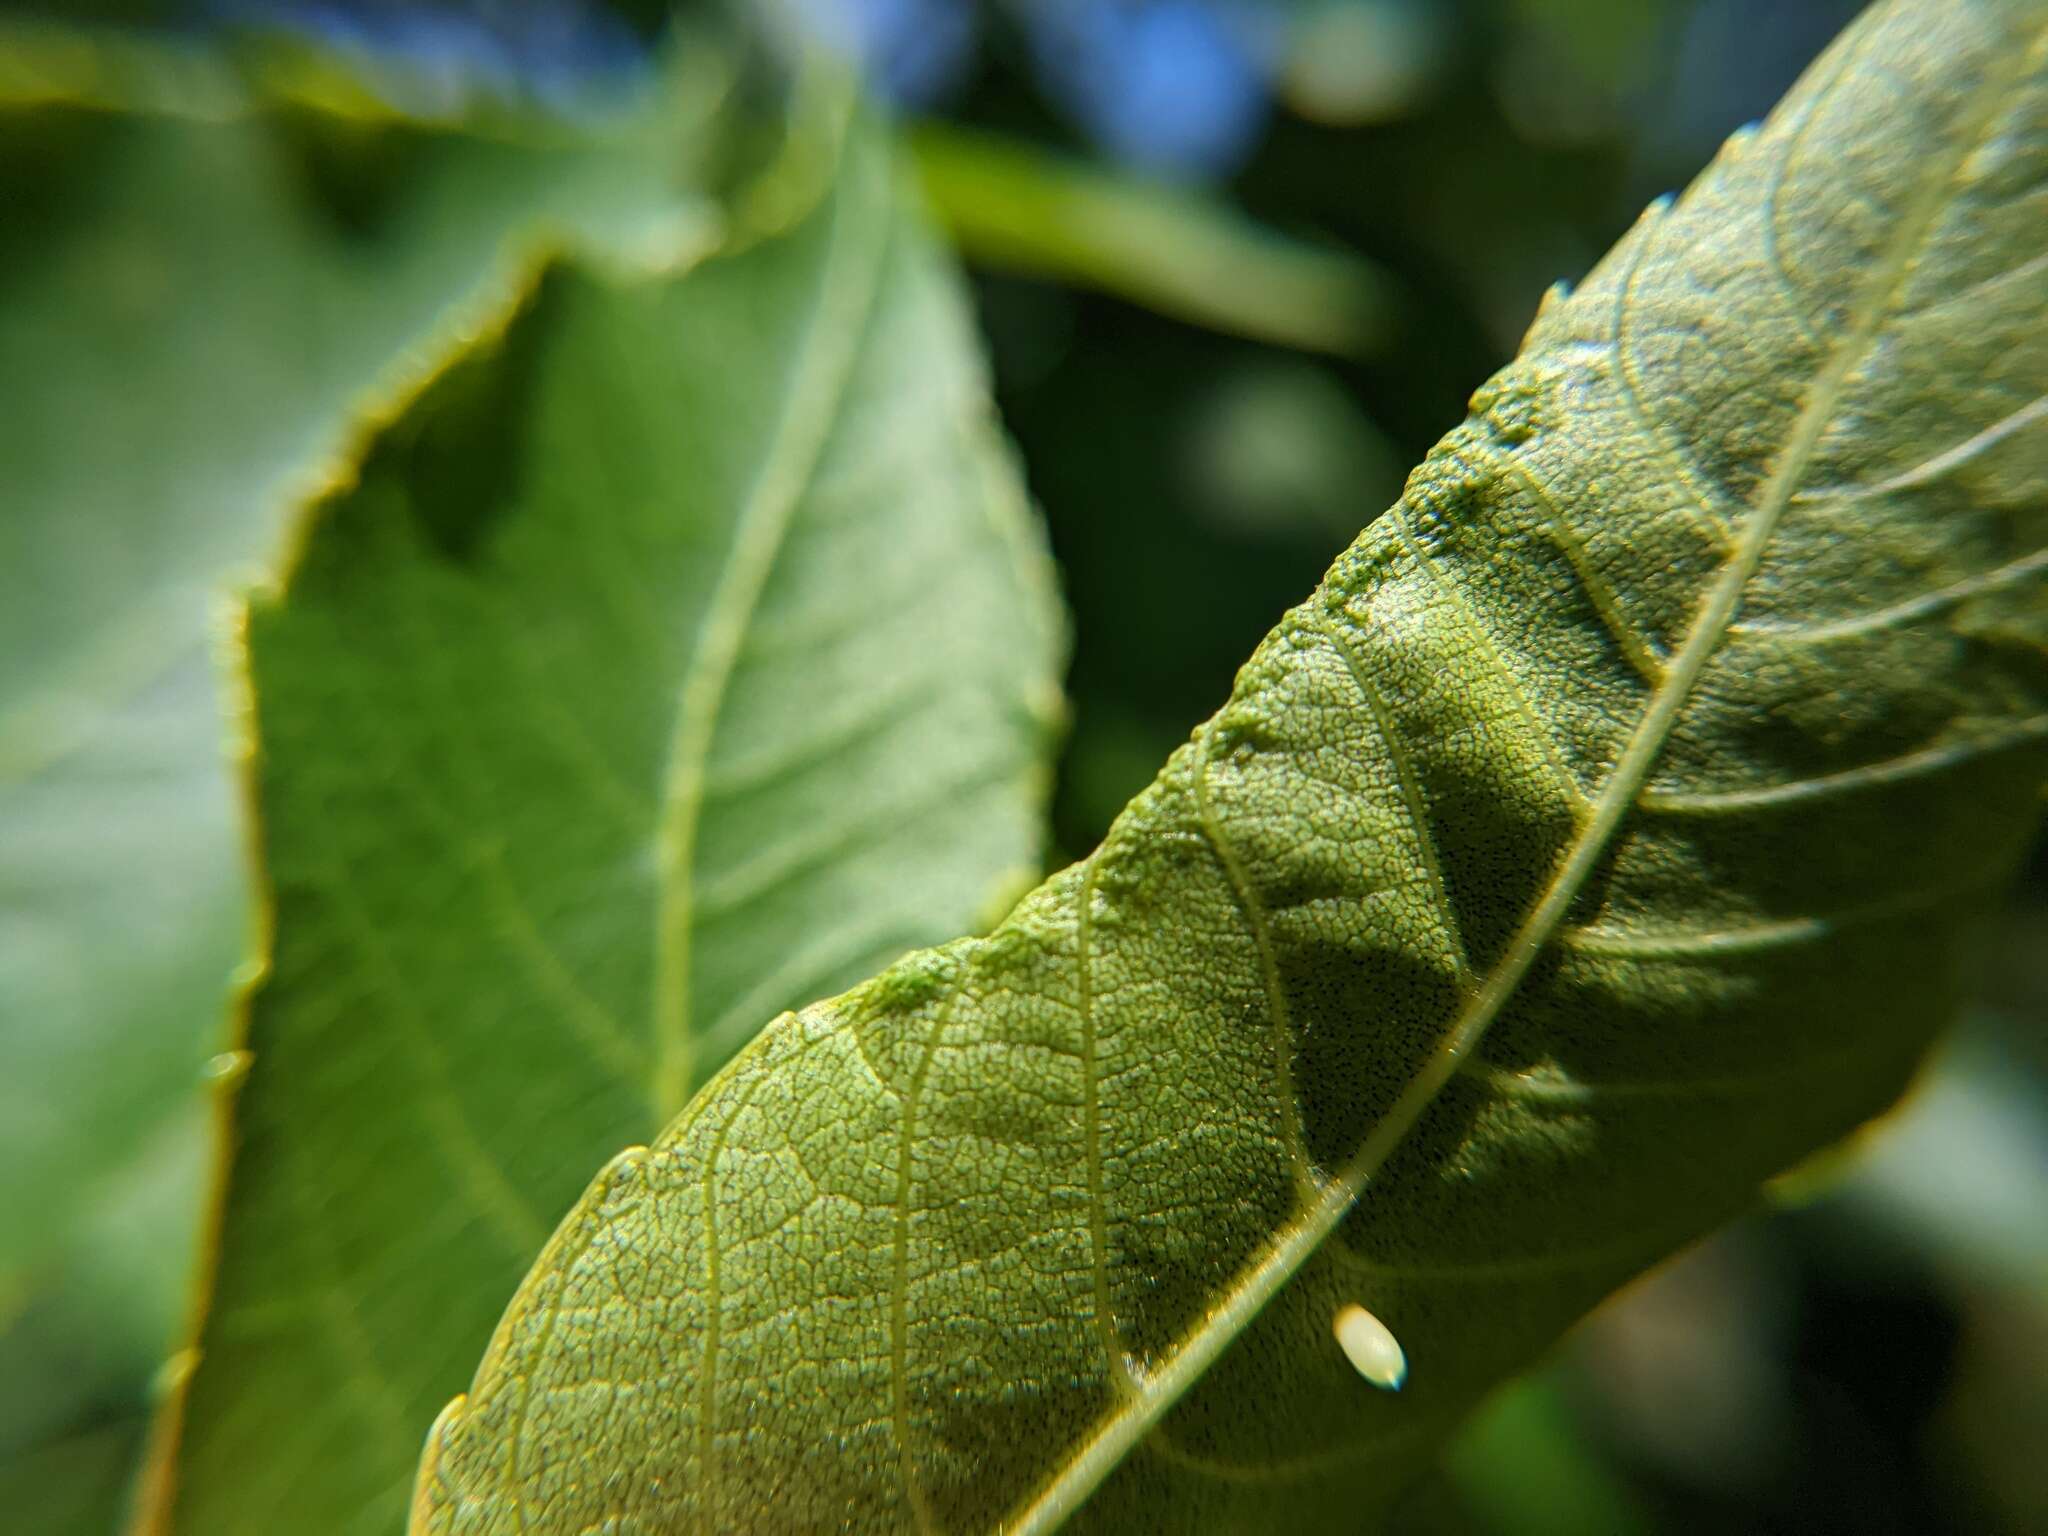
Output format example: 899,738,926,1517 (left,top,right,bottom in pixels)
649,145,890,1128
1004,30,2039,1530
